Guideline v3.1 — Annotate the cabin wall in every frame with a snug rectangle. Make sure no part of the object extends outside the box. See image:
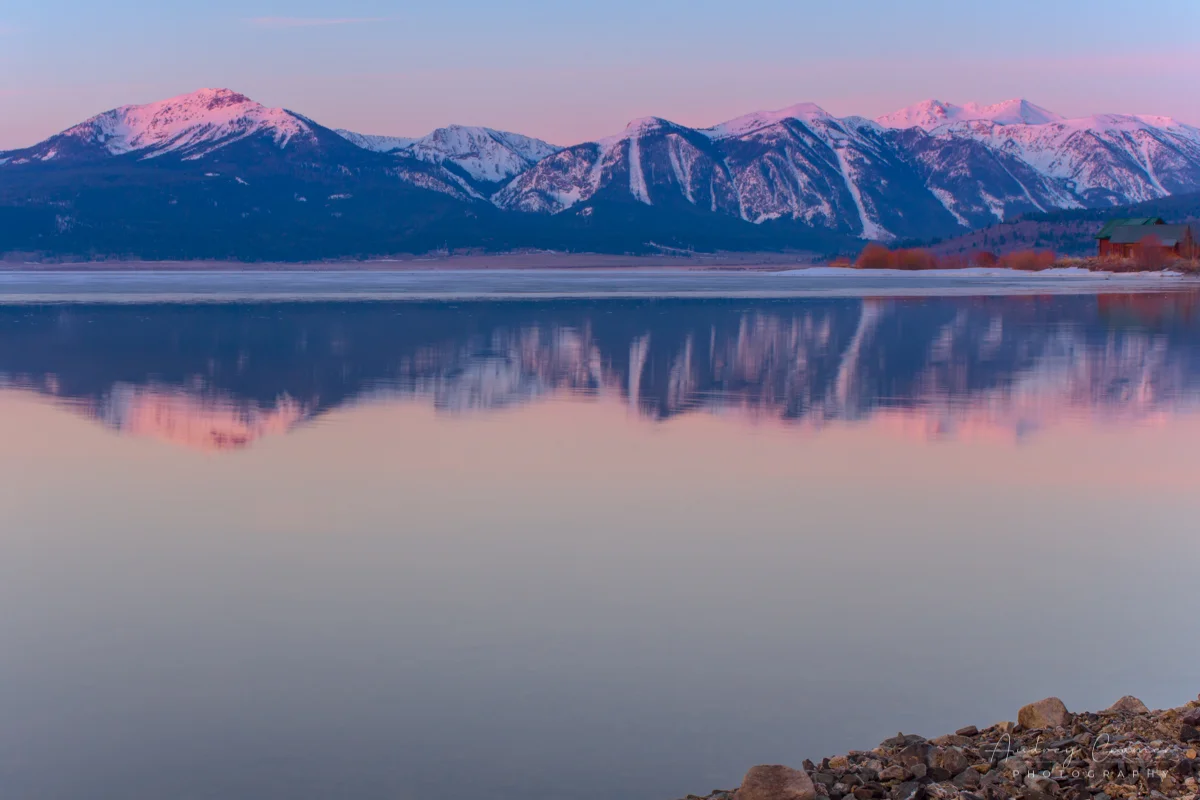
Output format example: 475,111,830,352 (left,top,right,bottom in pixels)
1098,227,1197,259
